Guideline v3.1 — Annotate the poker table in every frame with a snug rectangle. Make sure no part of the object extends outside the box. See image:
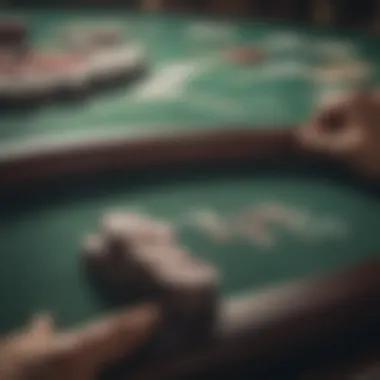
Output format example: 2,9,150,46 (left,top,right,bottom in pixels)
1,9,380,380
1,9,380,148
